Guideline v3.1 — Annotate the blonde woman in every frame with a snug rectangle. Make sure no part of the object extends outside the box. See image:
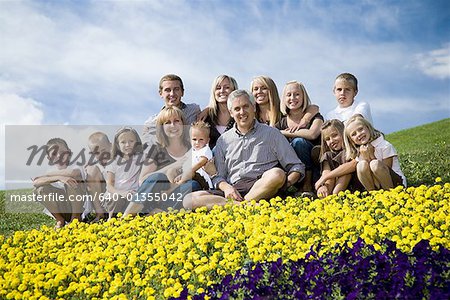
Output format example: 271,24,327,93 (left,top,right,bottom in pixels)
251,76,282,126
123,107,202,217
203,75,238,147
